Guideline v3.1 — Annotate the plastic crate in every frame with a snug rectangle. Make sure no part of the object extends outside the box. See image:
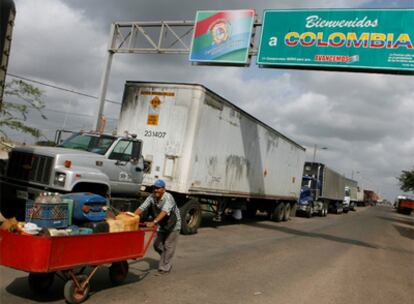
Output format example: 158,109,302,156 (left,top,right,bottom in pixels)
25,200,69,228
